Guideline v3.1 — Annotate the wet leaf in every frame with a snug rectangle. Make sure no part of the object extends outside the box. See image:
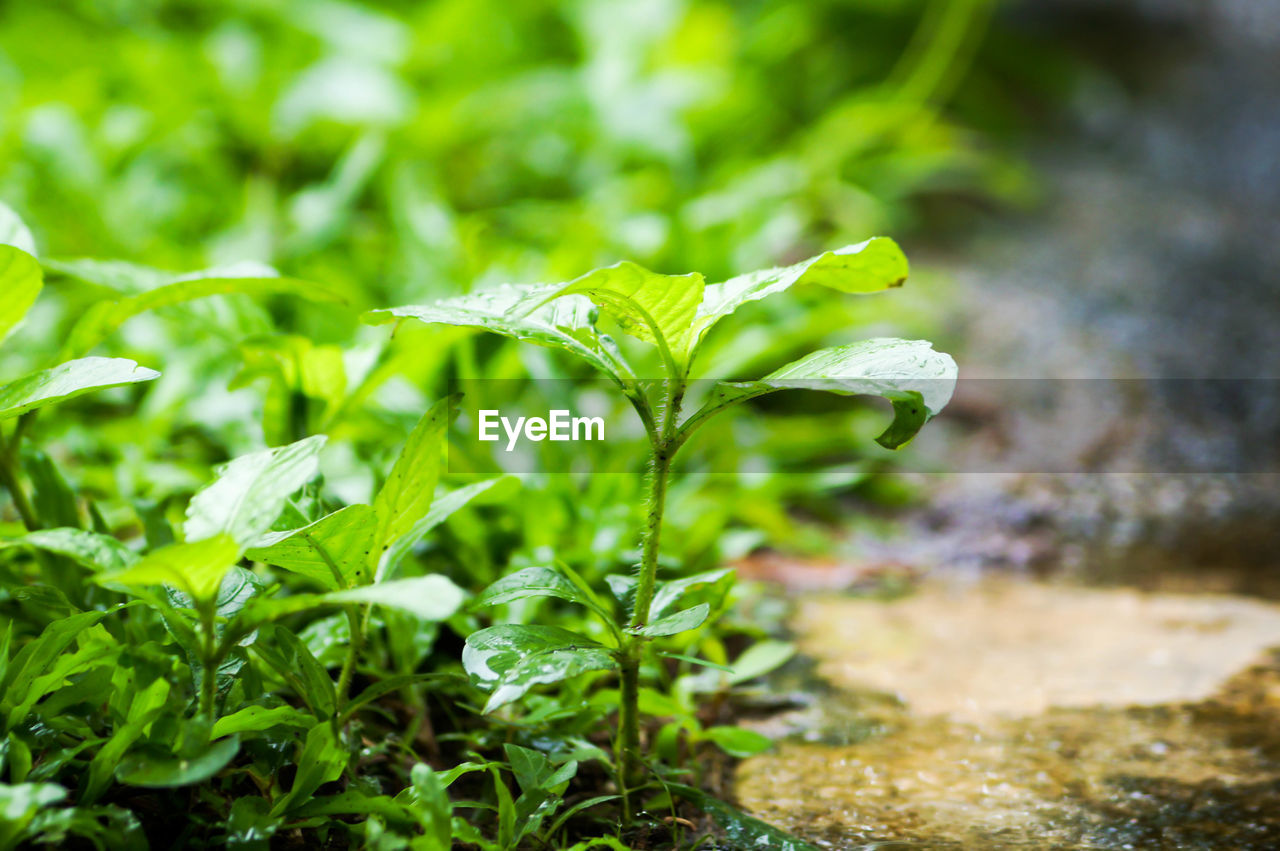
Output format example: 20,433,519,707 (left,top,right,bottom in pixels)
689,338,957,449
0,357,158,421
631,603,709,637
247,504,376,590
462,625,617,713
